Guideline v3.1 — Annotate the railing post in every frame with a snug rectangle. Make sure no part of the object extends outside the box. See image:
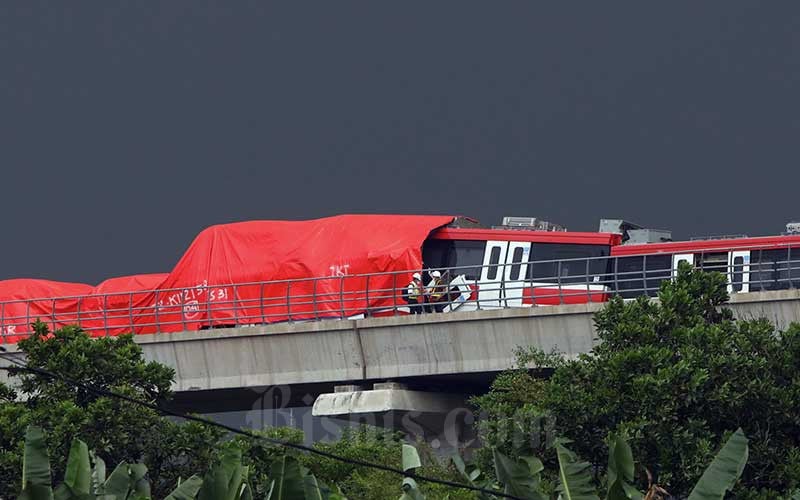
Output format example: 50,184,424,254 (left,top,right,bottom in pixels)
339,275,345,318
502,263,508,309
51,298,57,333
557,262,563,305
180,287,187,332
392,273,398,315
26,301,30,336
789,246,794,288
154,290,161,333
129,292,135,334
260,282,266,324
206,285,212,329
75,297,82,331
103,295,109,337
613,257,620,296
642,254,648,295
309,279,316,320
585,259,591,302
727,255,732,288
232,284,239,325
1,302,5,343
527,265,534,307
751,250,758,290
730,253,735,285
286,281,292,323
365,275,370,318
448,273,454,312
